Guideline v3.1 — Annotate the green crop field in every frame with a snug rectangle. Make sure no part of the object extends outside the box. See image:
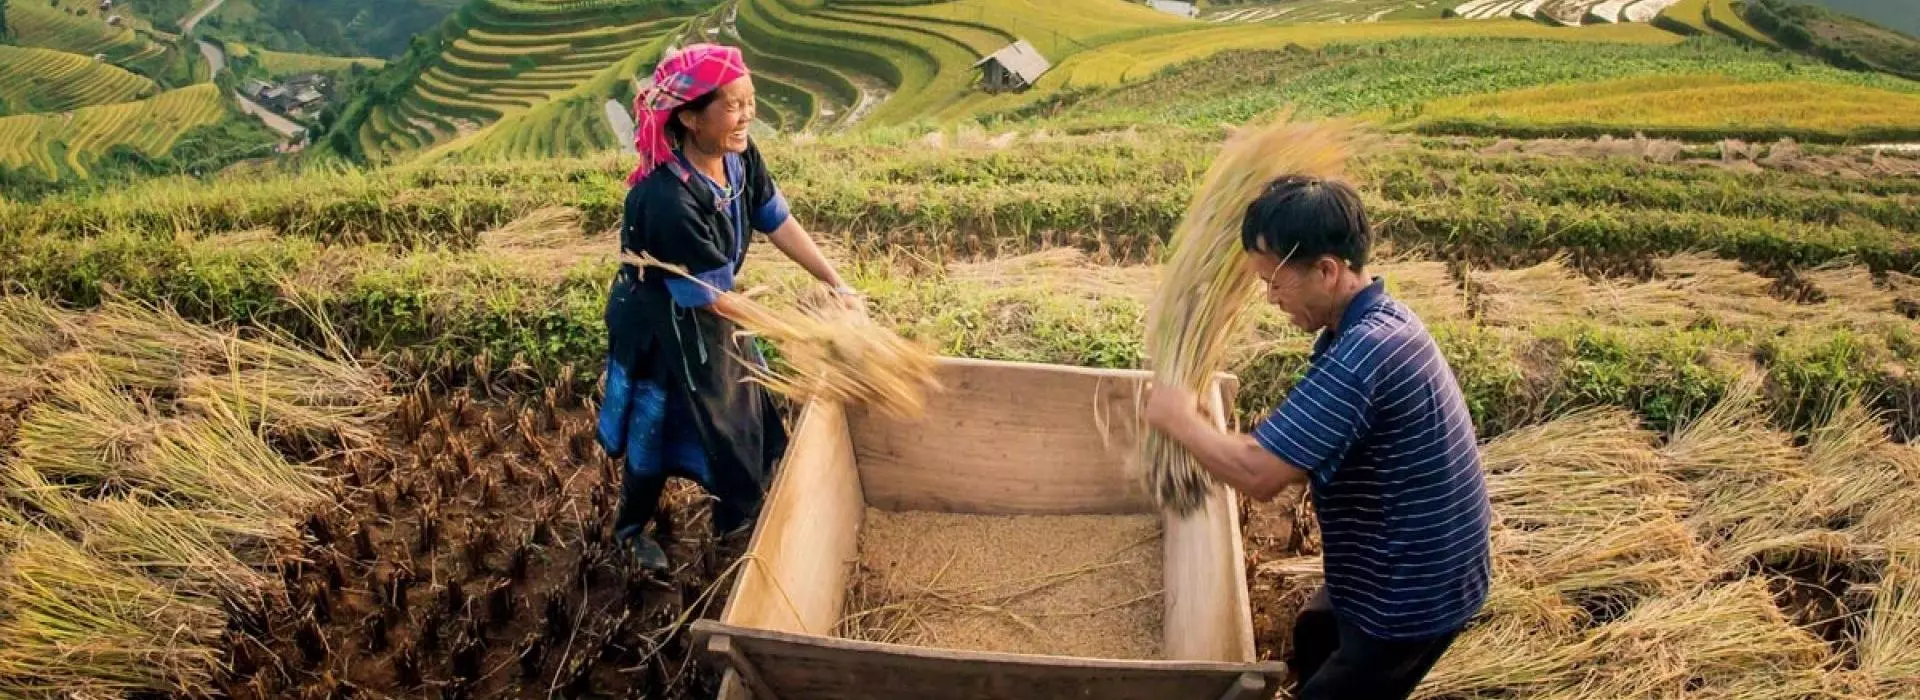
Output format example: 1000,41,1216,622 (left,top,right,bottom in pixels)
253,48,387,76
1413,73,1920,142
0,46,158,115
0,83,226,179
1050,20,1681,89
1039,36,1920,141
